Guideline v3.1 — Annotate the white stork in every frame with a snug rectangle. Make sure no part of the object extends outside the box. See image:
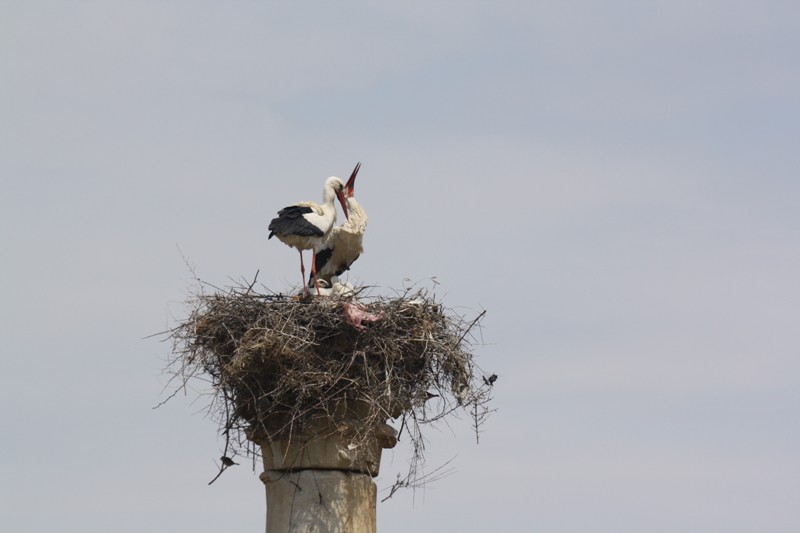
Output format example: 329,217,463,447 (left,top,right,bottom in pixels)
268,176,349,297
310,162,368,288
